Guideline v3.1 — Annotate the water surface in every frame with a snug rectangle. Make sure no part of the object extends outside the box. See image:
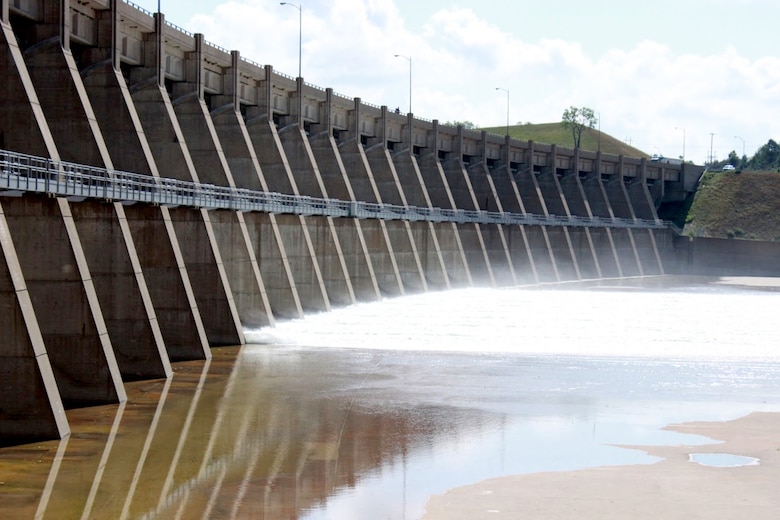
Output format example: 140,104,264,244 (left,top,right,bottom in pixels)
1,276,779,519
